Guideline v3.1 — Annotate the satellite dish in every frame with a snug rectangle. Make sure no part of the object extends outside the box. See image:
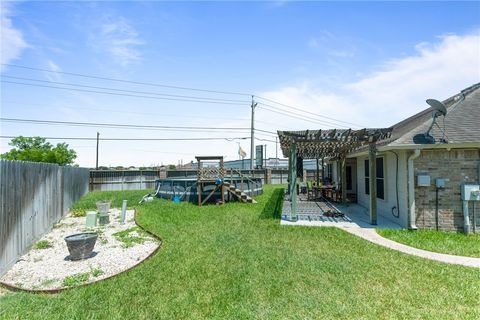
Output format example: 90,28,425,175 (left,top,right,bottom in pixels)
426,99,447,116
416,98,448,145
